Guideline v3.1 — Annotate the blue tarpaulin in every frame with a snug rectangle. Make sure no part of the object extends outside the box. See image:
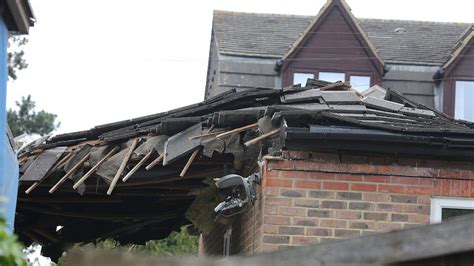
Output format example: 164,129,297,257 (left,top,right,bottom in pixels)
0,18,19,233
